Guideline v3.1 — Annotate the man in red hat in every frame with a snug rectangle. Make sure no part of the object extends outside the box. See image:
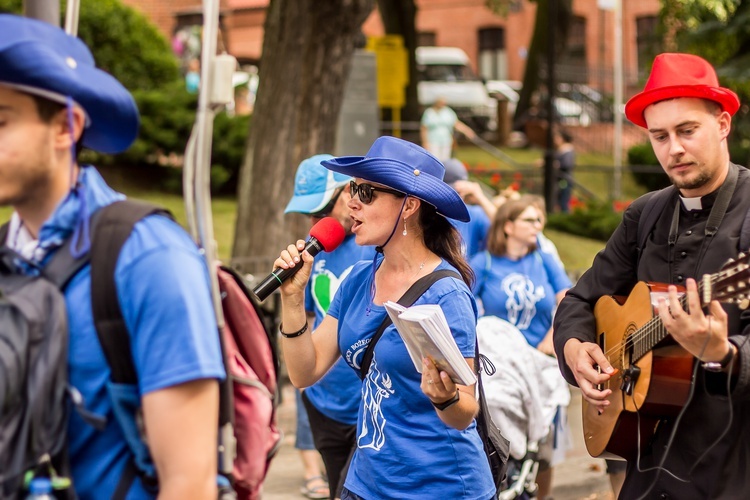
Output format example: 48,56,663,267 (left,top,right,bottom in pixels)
553,53,750,498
